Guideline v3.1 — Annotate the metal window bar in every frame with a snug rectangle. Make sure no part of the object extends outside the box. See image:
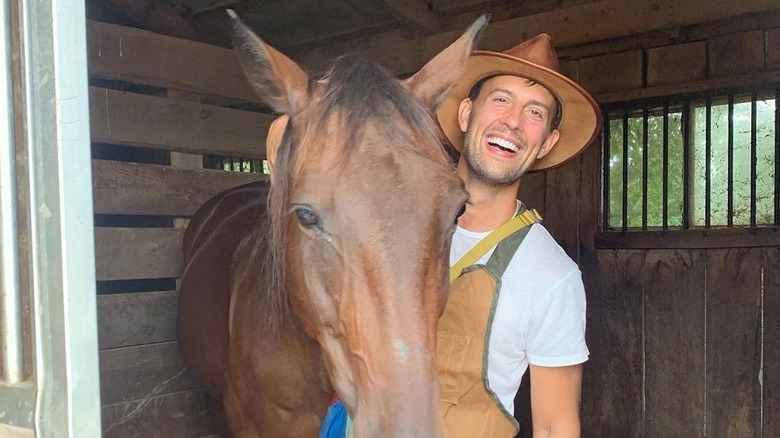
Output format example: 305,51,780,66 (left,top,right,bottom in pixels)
682,100,691,229
751,94,757,227
727,95,734,227
602,117,611,230
642,109,649,230
705,98,712,228
776,89,779,226
662,104,669,230
622,112,629,231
